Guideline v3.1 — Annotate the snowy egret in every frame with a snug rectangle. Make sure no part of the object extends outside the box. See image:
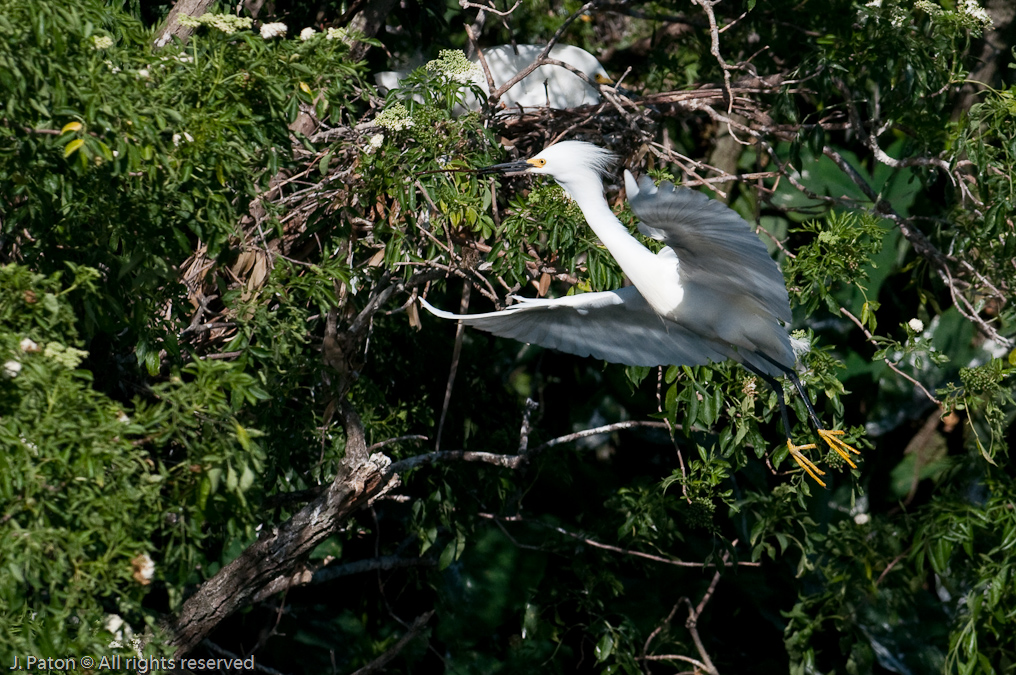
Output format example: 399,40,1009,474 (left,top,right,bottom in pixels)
376,44,611,114
420,141,860,485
